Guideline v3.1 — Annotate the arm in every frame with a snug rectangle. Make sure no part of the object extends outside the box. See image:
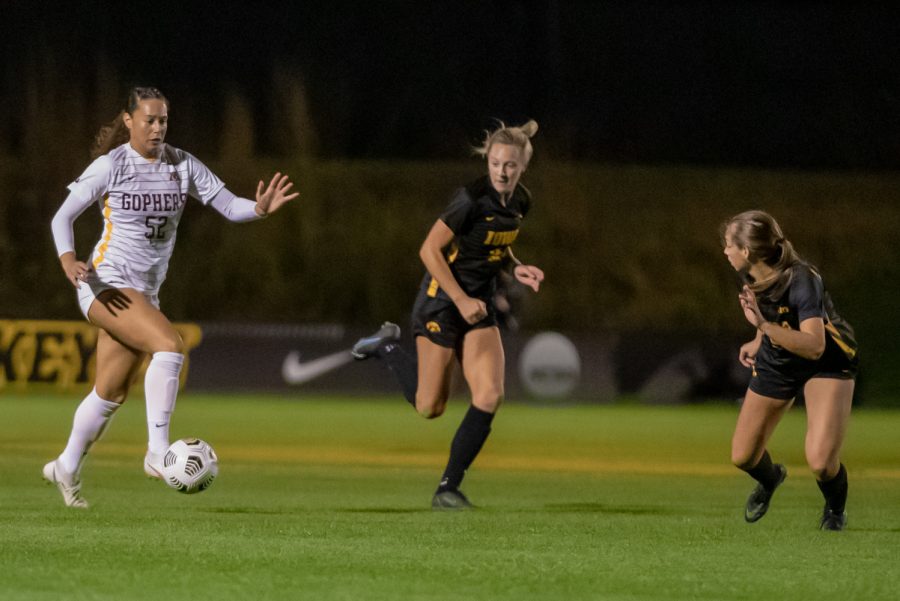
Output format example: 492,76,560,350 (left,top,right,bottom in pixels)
208,174,298,221
506,247,544,293
187,148,297,217
739,286,826,360
419,219,486,325
759,318,826,360
738,329,763,367
208,188,265,222
50,190,96,288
